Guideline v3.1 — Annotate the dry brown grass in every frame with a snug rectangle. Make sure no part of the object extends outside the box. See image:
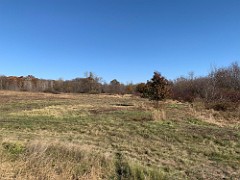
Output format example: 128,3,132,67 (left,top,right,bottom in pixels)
0,90,239,179
0,139,113,180
151,109,166,121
